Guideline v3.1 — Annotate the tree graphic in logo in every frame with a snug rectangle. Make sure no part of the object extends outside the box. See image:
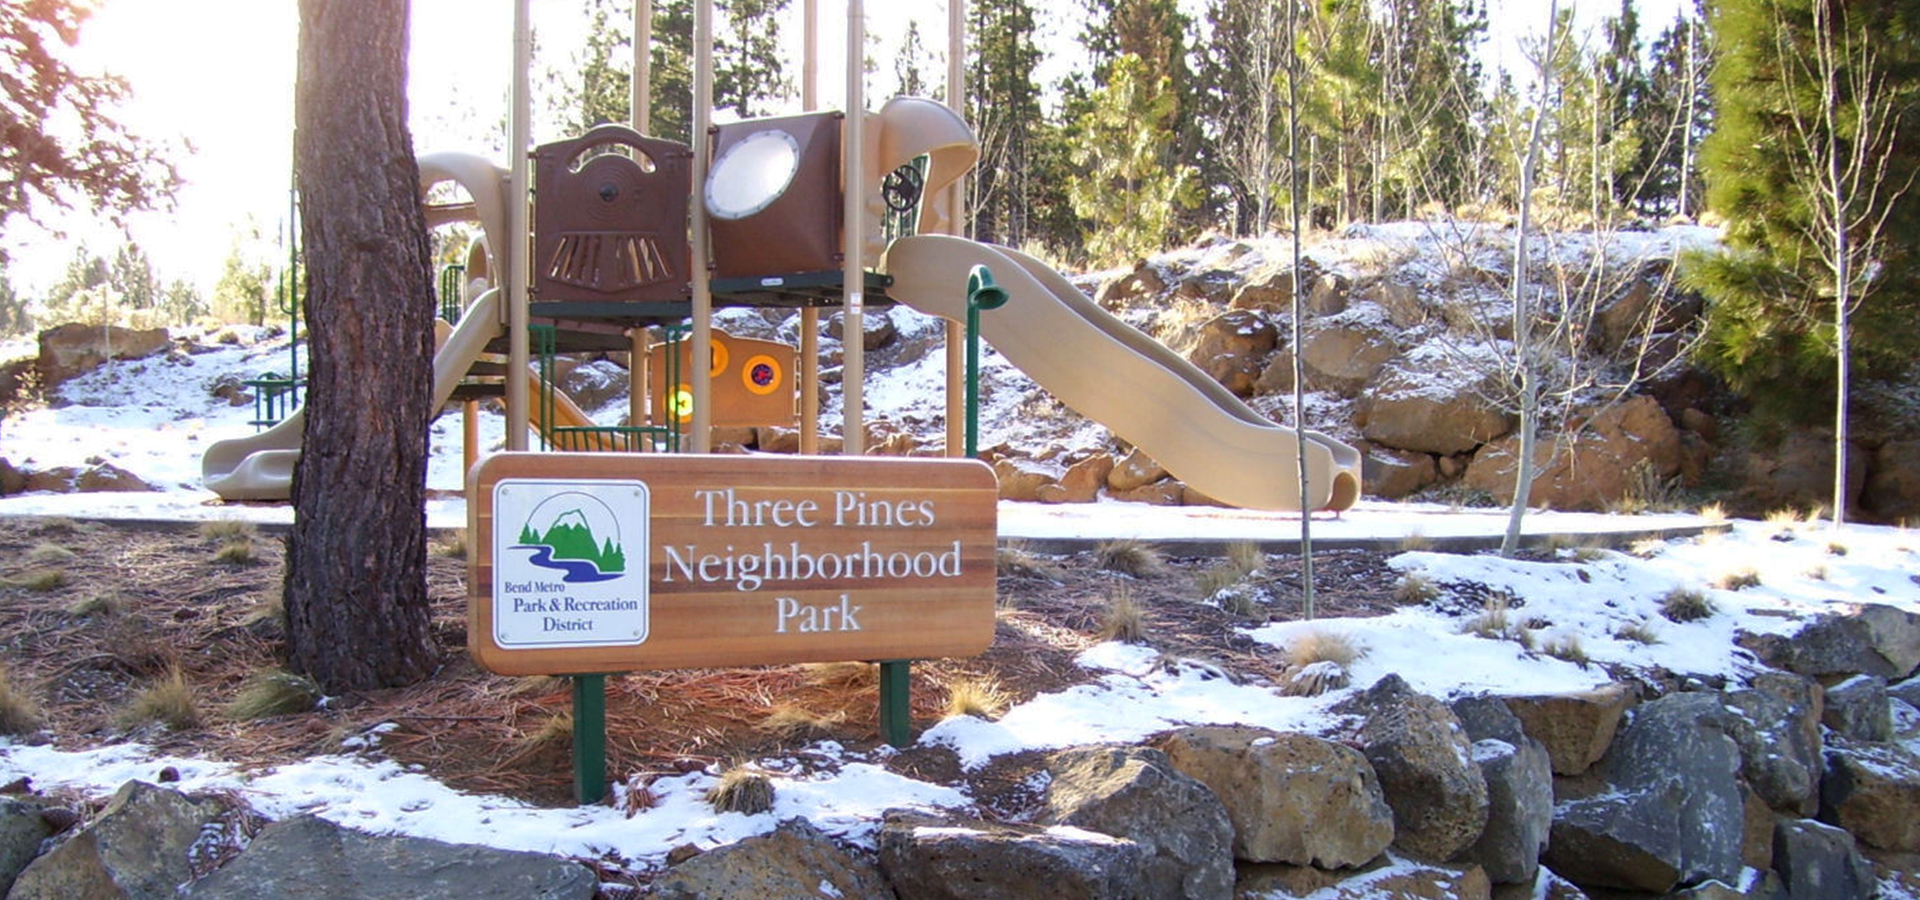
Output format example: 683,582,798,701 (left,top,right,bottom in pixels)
513,491,627,583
